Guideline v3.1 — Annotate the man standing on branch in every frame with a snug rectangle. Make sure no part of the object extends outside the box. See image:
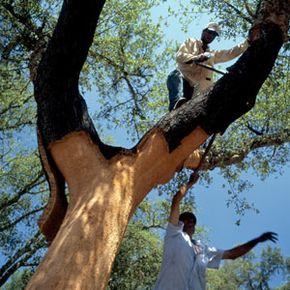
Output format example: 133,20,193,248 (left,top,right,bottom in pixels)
168,22,249,111
153,182,278,290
